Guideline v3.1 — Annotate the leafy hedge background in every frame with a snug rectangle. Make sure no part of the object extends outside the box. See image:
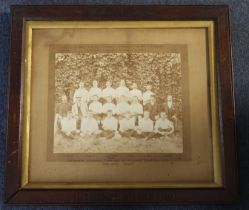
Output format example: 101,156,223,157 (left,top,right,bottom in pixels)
55,52,182,117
